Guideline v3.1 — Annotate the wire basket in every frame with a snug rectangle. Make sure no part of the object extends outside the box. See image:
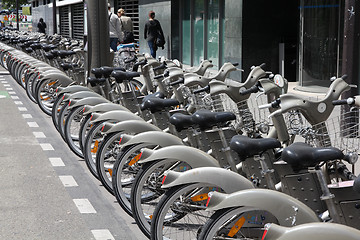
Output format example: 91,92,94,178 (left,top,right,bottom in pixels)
300,109,360,154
